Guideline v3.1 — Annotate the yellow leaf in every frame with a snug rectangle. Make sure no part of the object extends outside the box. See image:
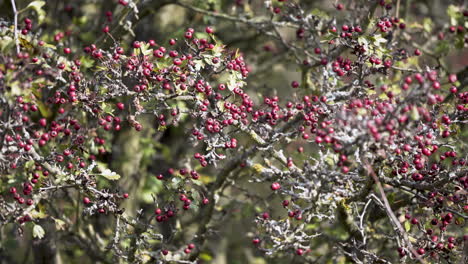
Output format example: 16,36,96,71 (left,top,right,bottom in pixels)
252,163,264,173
